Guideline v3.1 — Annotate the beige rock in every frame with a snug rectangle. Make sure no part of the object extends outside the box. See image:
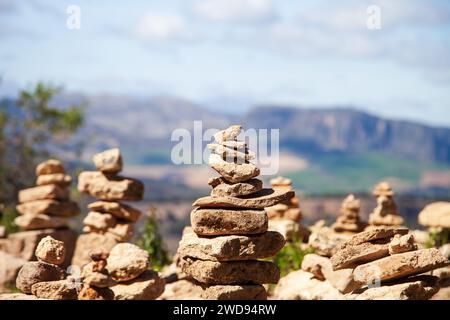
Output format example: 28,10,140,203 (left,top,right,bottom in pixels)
72,232,119,268
202,285,267,300
307,232,346,257
0,226,5,238
36,159,65,176
83,211,117,231
35,236,66,265
93,148,123,174
221,140,246,148
213,125,242,143
82,262,116,288
88,201,141,222
209,154,260,183
78,171,144,201
36,174,72,187
158,279,203,300
209,178,263,197
274,270,344,300
107,243,149,282
353,248,450,286
31,280,78,300
270,176,292,187
389,234,418,255
78,284,114,300
191,208,268,236
418,202,450,229
440,244,450,259
331,243,390,270
110,270,165,300
0,252,27,292
18,184,70,203
340,228,409,249
0,293,43,300
193,188,294,209
177,231,285,261
107,223,134,242
14,214,69,231
268,219,305,242
180,258,280,285
16,200,80,217
368,213,405,226
16,261,65,293
208,144,255,162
